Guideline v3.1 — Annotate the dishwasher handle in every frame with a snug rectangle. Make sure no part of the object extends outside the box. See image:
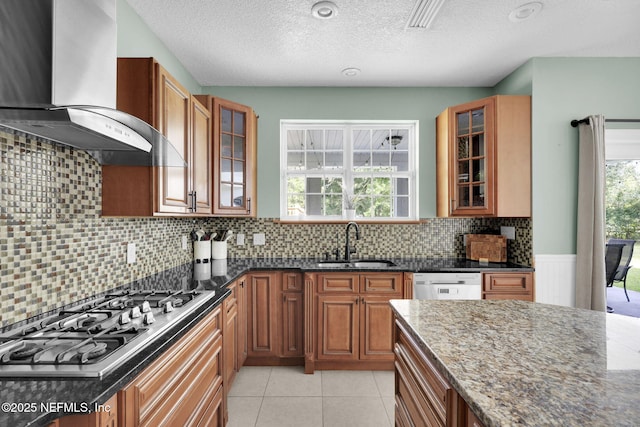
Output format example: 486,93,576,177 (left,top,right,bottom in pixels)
428,280,465,285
